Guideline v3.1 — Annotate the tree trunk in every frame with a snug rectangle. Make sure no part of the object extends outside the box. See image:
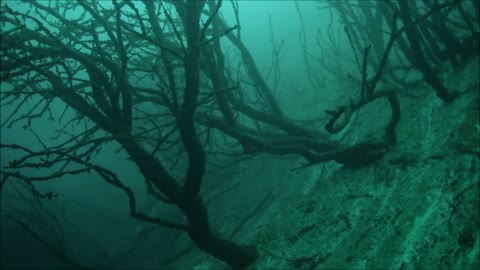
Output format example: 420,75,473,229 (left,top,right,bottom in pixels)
117,135,258,267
